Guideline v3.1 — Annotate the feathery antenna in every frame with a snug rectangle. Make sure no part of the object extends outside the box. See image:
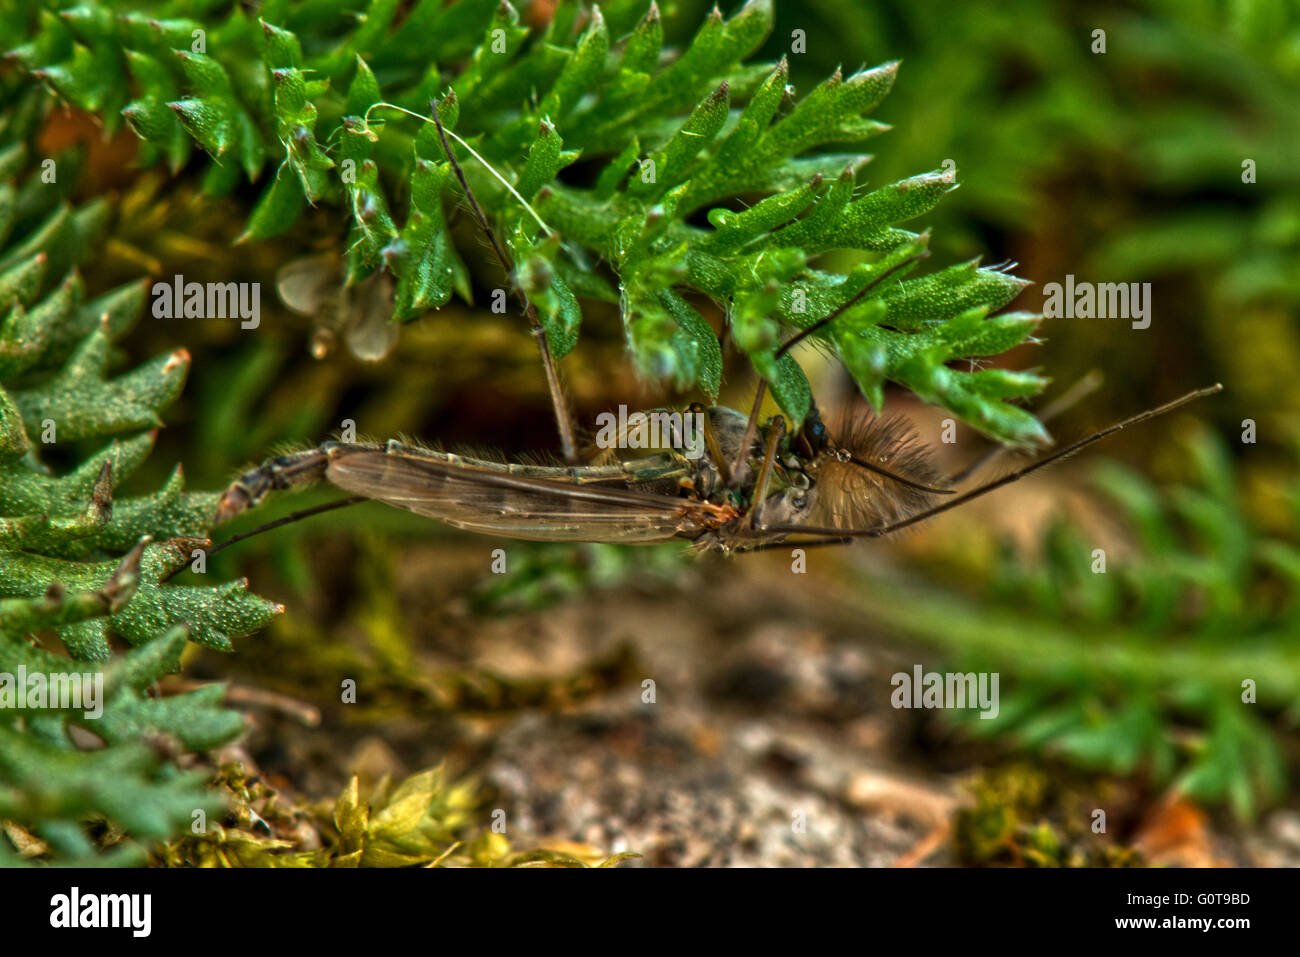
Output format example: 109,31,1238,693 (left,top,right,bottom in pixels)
761,383,1224,540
